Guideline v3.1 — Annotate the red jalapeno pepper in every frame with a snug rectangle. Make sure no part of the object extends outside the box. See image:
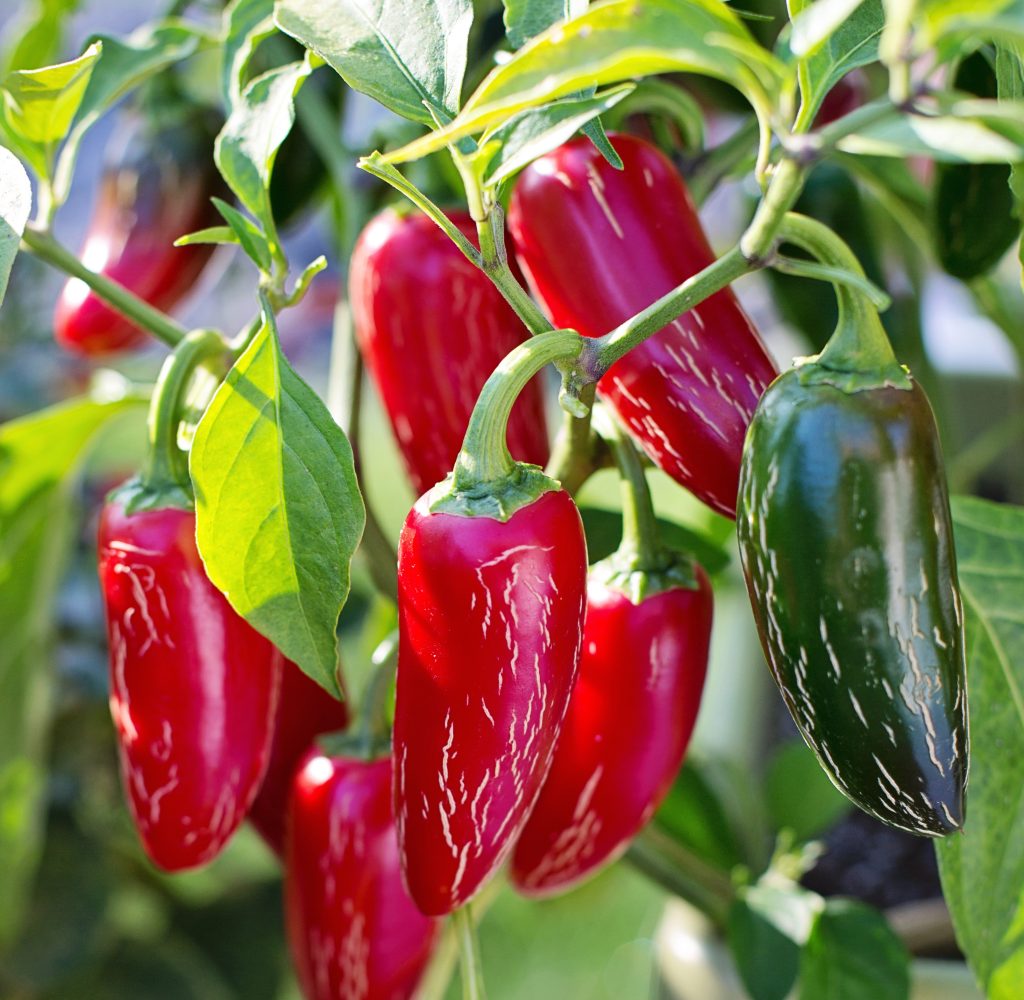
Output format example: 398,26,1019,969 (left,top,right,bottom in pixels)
55,111,222,356
350,208,550,497
508,133,777,518
285,750,439,1000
